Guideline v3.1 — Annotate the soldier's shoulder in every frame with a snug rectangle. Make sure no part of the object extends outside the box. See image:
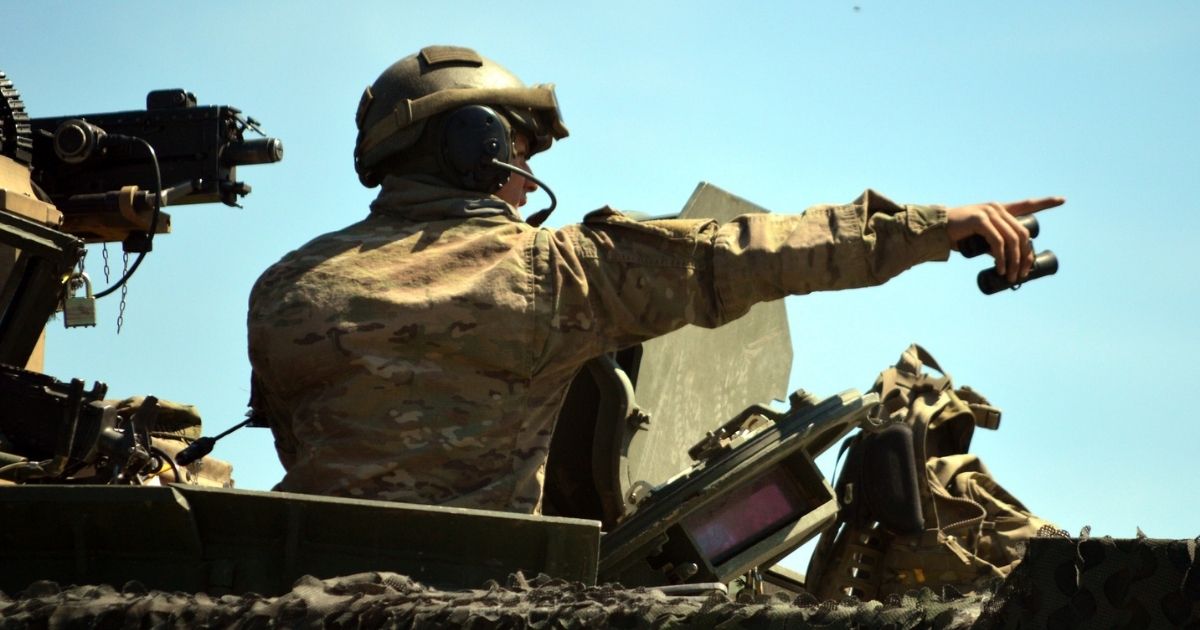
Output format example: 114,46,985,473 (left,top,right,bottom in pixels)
248,220,367,302
574,206,717,242
579,206,630,224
